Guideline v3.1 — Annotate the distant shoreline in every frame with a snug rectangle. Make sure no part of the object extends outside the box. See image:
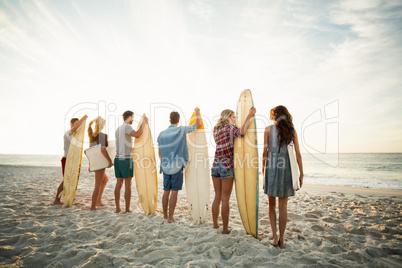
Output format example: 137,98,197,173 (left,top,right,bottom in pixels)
1,164,401,193
301,183,402,196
